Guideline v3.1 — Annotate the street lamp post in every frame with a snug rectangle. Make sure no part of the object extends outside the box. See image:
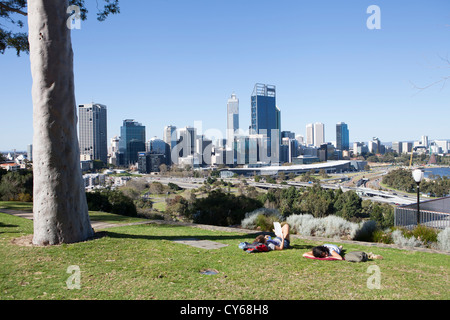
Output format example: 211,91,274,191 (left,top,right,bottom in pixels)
412,169,424,226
